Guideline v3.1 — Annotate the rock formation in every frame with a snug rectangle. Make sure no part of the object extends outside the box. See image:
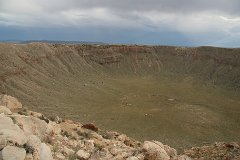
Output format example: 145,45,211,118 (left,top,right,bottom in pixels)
0,95,239,160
